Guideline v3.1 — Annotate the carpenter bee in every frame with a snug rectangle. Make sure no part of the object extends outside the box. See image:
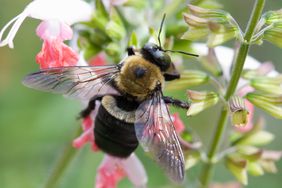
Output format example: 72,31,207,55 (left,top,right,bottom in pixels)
22,15,198,183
